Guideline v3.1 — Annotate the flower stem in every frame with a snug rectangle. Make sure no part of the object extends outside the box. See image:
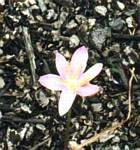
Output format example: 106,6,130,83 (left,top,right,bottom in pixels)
64,110,71,150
